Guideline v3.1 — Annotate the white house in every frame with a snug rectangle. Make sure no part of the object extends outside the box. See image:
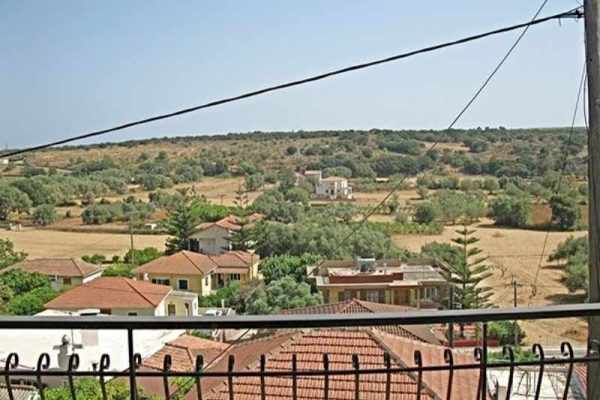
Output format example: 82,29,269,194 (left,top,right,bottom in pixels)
190,214,262,255
315,176,353,200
